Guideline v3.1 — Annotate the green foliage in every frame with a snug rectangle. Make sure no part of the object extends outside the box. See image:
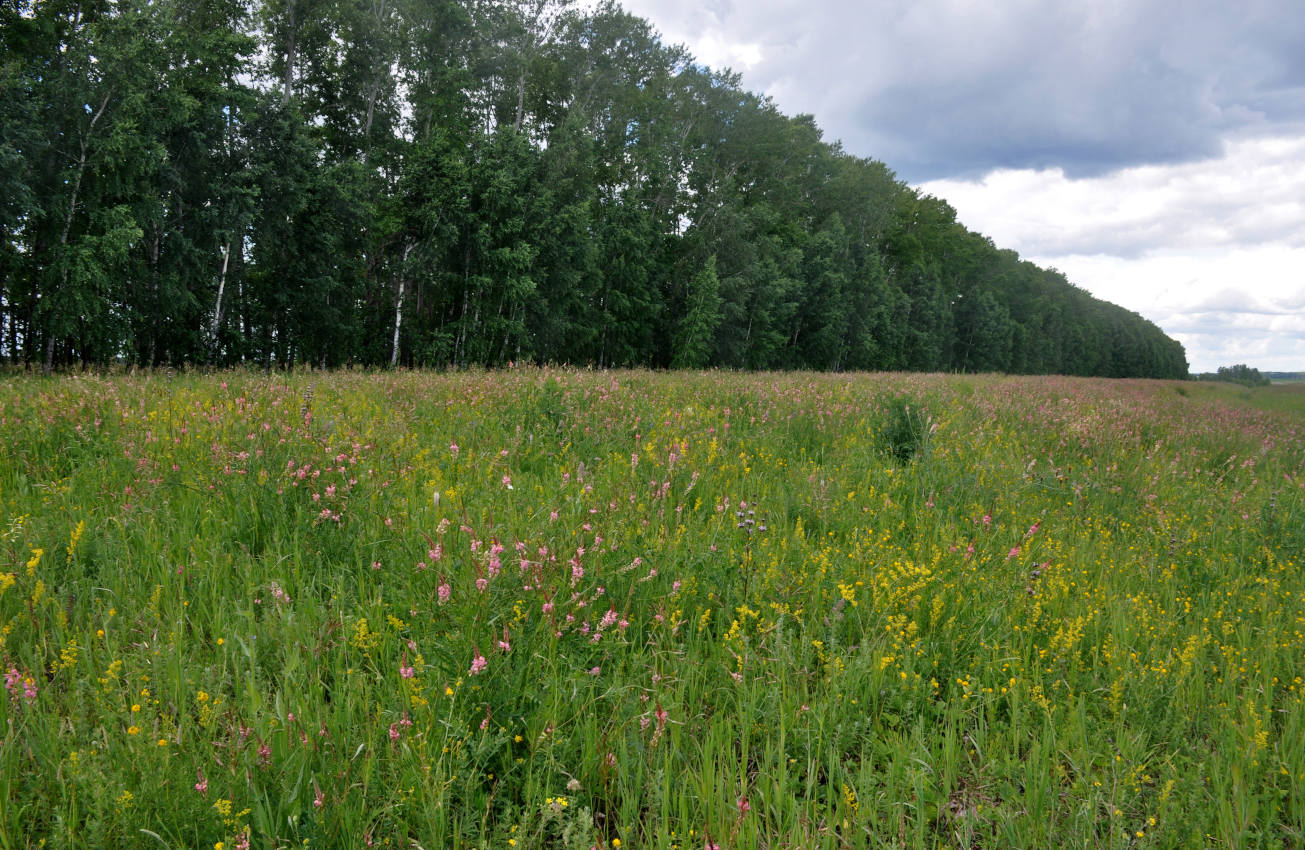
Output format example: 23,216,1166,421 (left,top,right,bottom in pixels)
1197,363,1272,387
671,256,722,369
875,393,932,463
